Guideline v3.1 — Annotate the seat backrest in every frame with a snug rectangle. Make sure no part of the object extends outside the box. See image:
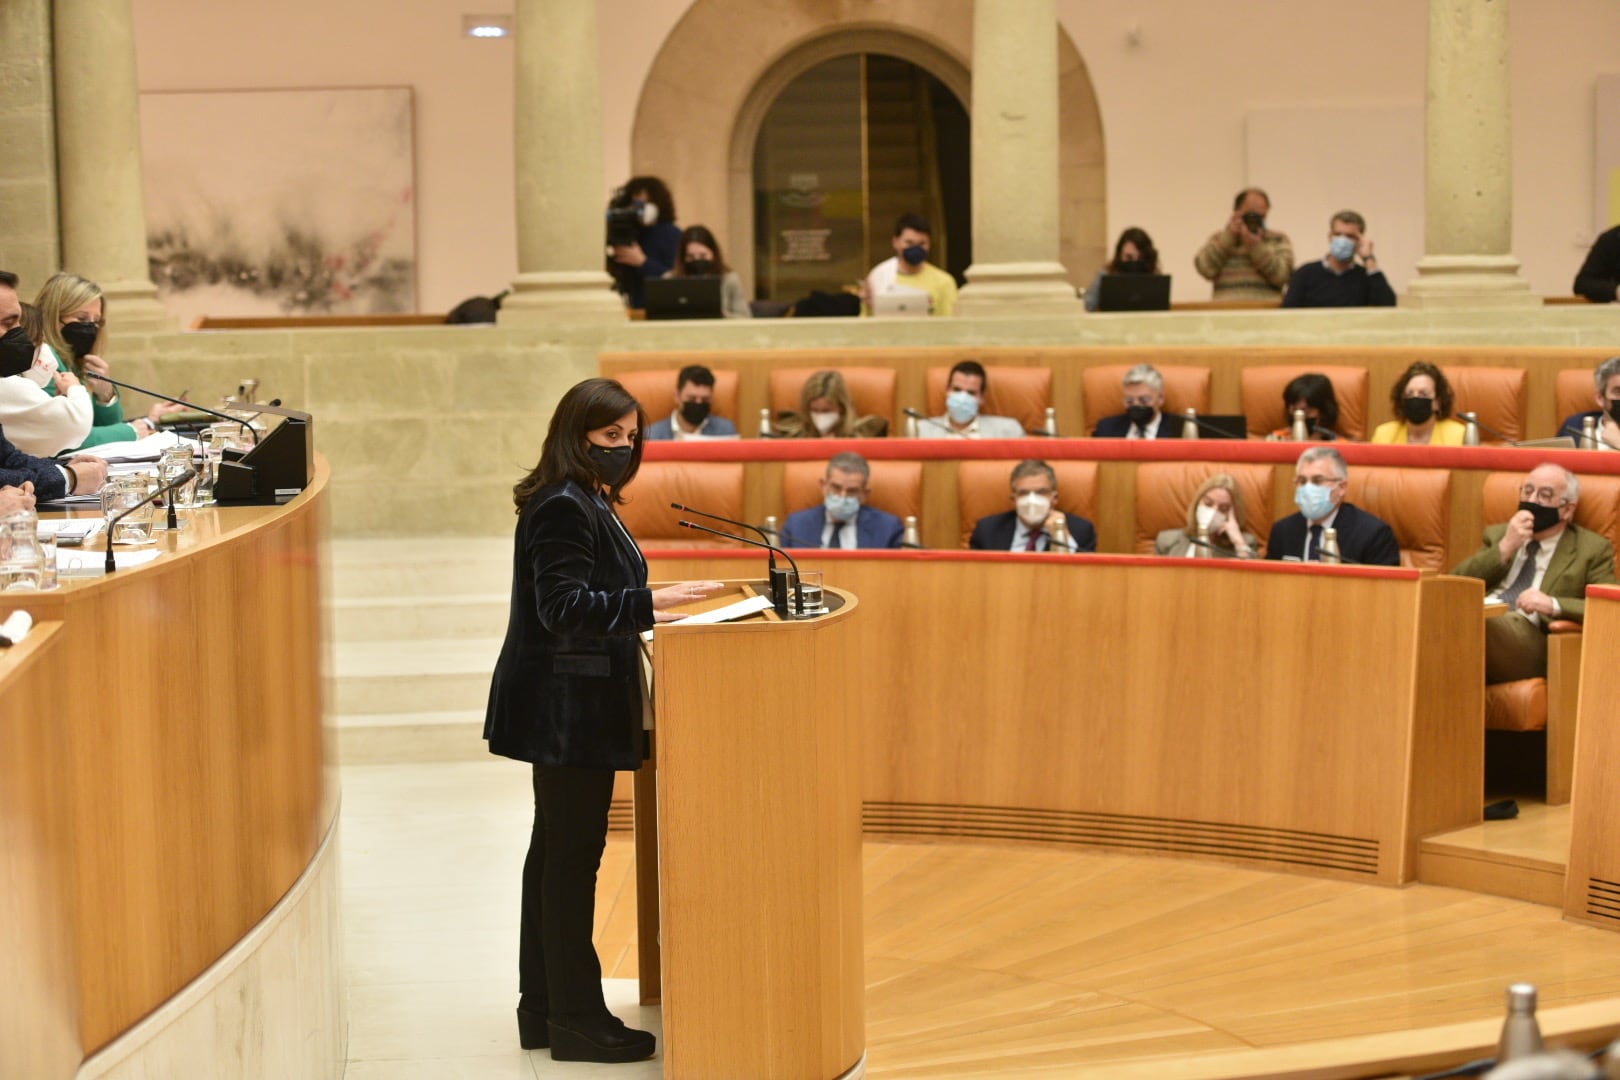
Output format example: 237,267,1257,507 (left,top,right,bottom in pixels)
1080,365,1211,434
1240,365,1370,440
769,367,898,428
1441,366,1527,444
782,459,923,523
1343,466,1450,570
956,460,1099,548
1556,368,1597,429
923,366,1052,433
618,462,746,546
612,368,740,428
1483,471,1620,568
1133,462,1276,555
